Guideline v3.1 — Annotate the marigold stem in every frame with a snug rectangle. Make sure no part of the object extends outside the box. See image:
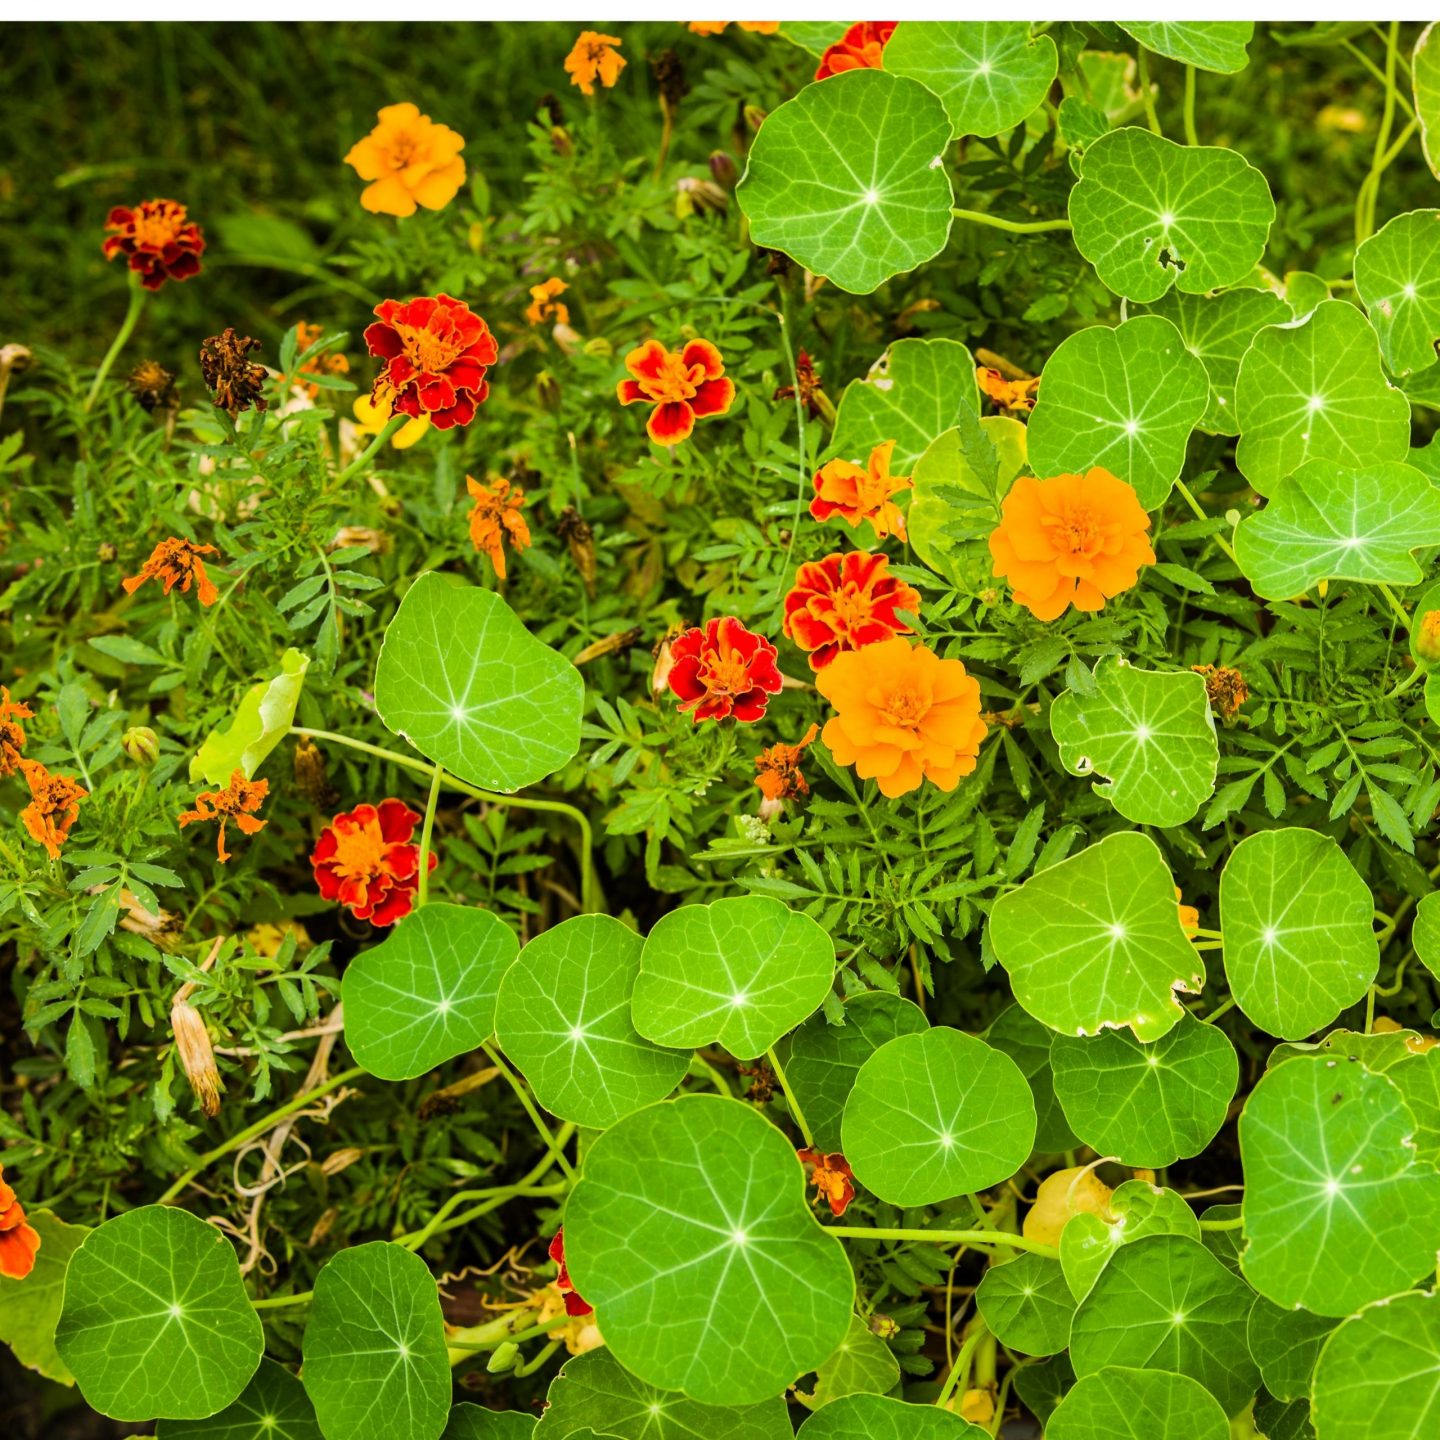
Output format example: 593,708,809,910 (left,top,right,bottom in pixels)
84,273,147,413
950,207,1072,235
336,414,406,484
828,1224,1058,1259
